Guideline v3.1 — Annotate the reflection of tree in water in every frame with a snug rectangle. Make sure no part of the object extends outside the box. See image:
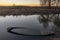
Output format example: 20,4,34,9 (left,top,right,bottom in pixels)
54,14,60,27
38,14,60,33
54,14,60,33
38,14,50,28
